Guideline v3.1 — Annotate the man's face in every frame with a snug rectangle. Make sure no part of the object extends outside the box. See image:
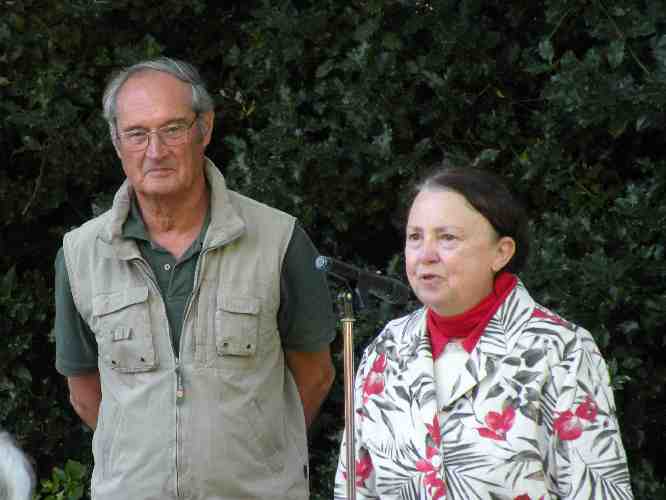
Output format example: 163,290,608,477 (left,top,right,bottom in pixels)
113,70,213,200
